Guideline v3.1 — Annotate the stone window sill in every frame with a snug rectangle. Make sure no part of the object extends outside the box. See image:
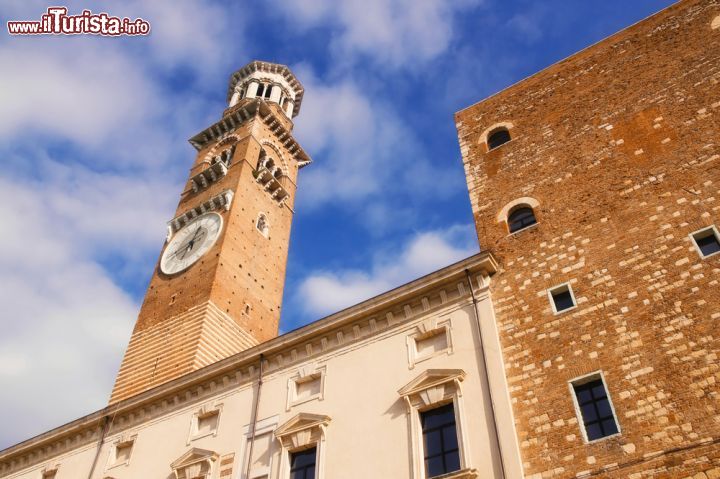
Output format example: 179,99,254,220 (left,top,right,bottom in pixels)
430,468,478,479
